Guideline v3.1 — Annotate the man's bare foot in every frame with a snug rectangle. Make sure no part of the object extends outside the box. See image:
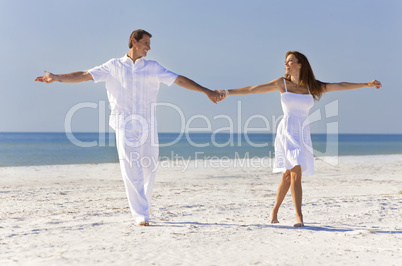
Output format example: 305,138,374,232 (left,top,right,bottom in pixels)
293,222,304,227
138,221,149,226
